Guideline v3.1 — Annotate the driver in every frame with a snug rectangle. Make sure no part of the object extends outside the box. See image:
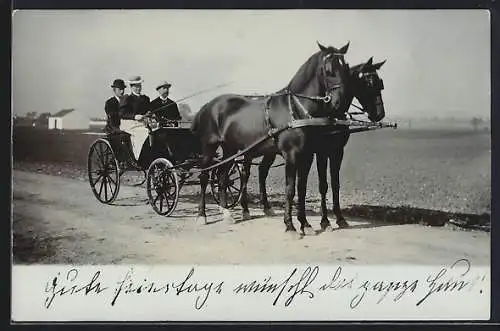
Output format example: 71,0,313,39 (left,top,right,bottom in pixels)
119,75,151,162
149,80,182,127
